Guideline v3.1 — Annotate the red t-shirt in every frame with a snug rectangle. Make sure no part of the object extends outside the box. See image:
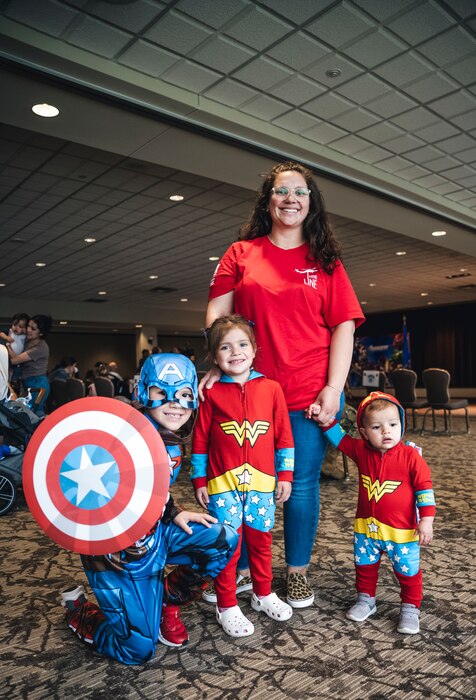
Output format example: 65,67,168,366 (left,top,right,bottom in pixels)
209,237,365,411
